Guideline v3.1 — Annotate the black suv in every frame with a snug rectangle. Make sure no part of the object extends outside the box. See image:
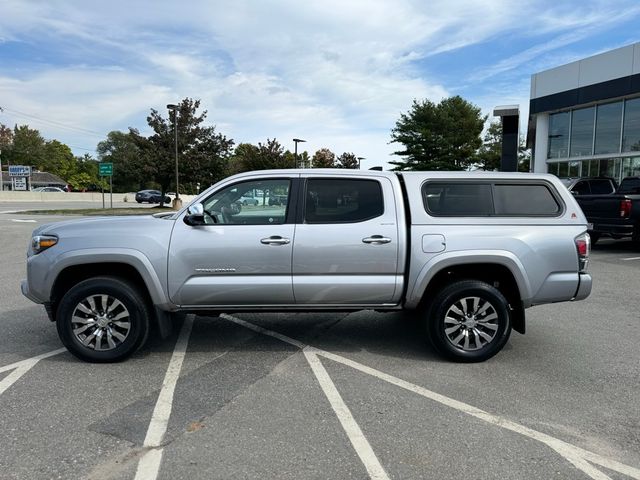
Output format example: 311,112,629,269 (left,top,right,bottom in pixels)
135,190,171,204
